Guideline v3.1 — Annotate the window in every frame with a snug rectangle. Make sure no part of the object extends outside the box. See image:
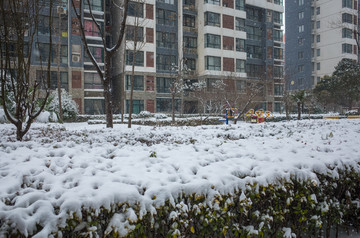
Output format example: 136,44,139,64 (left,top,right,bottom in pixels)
184,36,197,48
156,31,176,49
236,38,245,52
236,80,246,93
343,0,353,8
157,0,175,4
274,66,283,78
183,14,196,27
205,56,221,71
274,102,283,113
316,7,320,15
84,46,104,62
342,13,353,23
235,0,245,10
156,9,176,26
184,0,195,6
156,98,180,112
298,65,304,72
298,51,304,59
205,0,220,5
274,0,283,5
204,34,221,49
36,43,68,64
84,72,102,89
84,99,104,115
316,35,320,42
246,26,262,41
247,45,263,59
342,43,353,53
38,15,67,36
128,1,144,18
273,30,283,42
204,12,220,27
126,50,144,66
156,54,176,71
273,12,282,24
298,11,304,19
246,7,262,22
246,64,263,78
126,75,144,91
156,77,173,93
126,100,144,114
236,59,245,73
298,37,304,45
316,21,320,29
126,26,144,41
185,58,196,70
298,25,304,33
298,0,304,6
317,48,320,56
342,28,353,38
235,17,245,31
36,71,69,91
274,48,283,60
84,0,102,11
317,62,320,70
274,84,284,96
